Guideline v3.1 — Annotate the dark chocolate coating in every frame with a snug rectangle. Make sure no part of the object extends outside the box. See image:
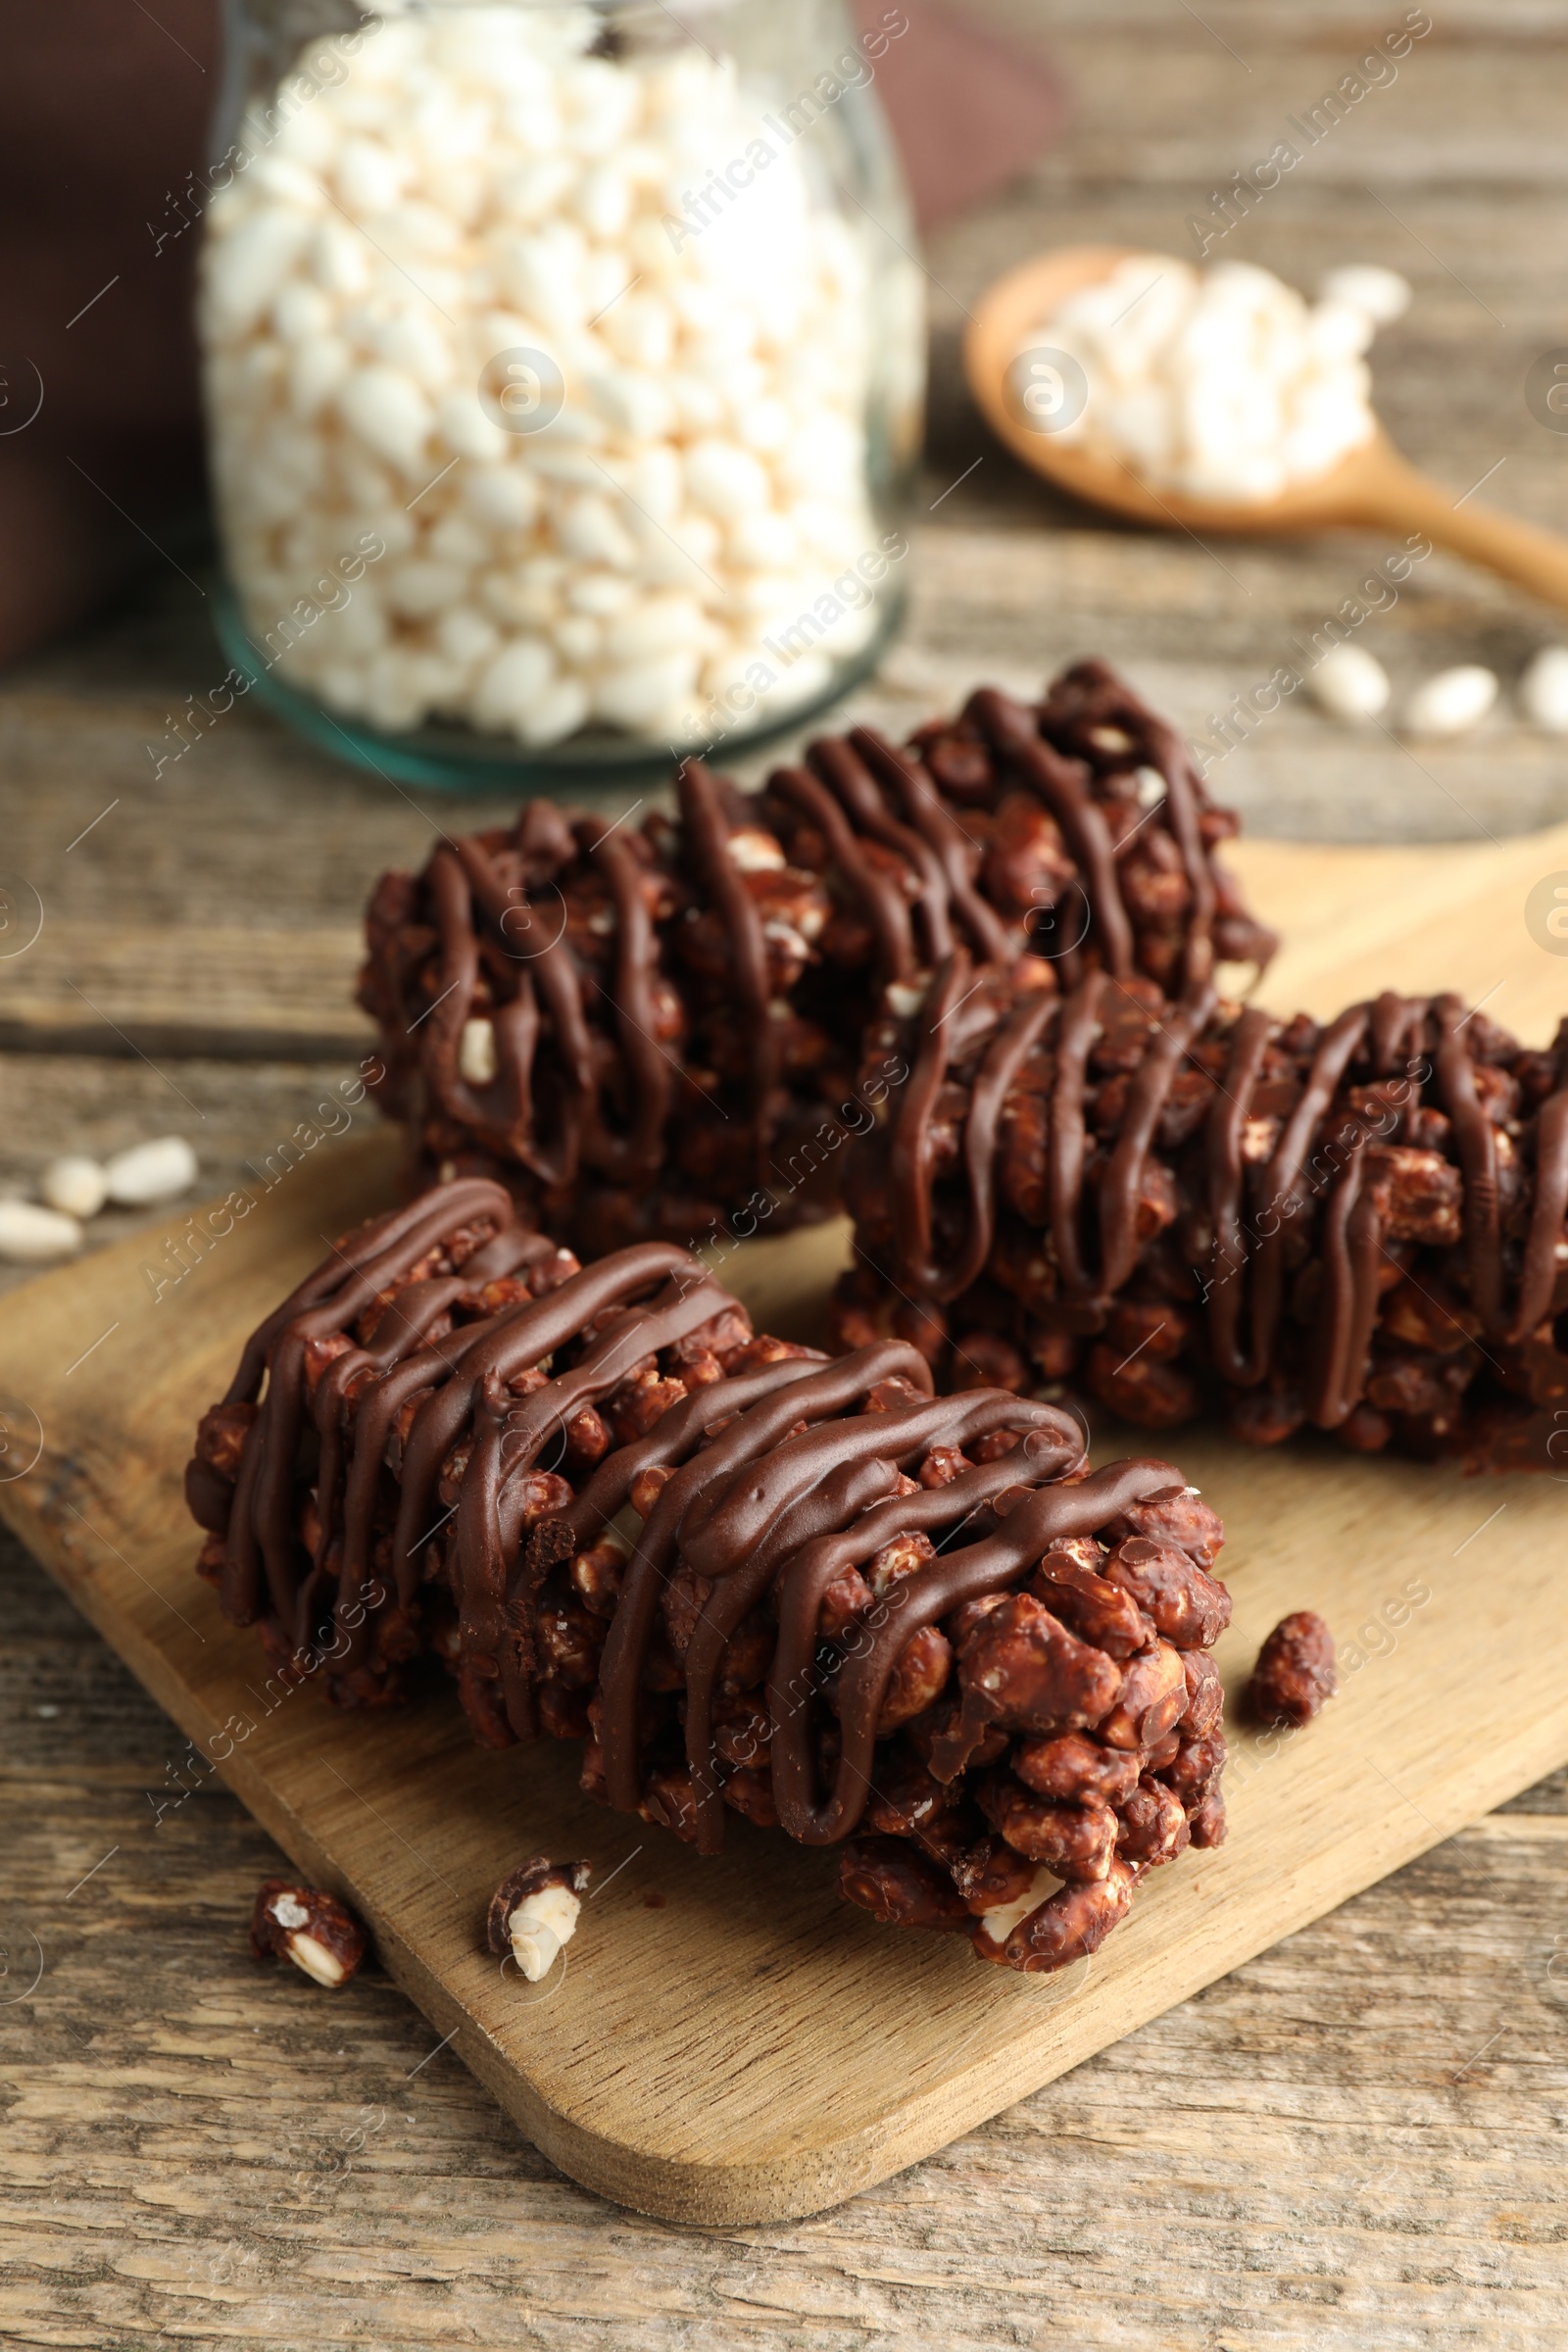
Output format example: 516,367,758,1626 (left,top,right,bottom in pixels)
211,1182,735,1702
190,1185,1230,1976
195,1189,1093,1843
359,660,1276,1249
596,1362,1086,1853
856,963,1568,1454
767,1455,1187,1847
